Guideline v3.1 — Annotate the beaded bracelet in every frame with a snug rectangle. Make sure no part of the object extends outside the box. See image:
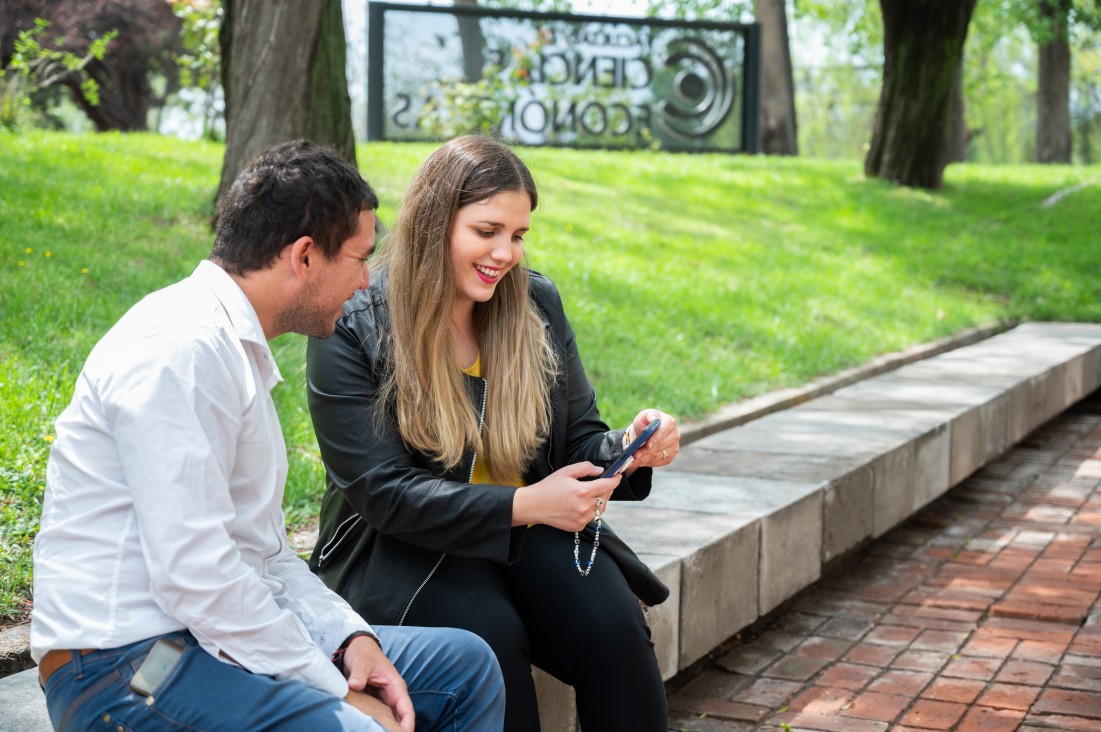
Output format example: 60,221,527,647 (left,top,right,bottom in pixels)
573,512,602,576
